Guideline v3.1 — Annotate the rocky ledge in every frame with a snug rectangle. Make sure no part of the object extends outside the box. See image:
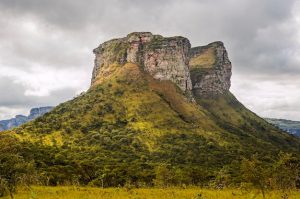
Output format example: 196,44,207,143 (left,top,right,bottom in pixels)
91,32,232,98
